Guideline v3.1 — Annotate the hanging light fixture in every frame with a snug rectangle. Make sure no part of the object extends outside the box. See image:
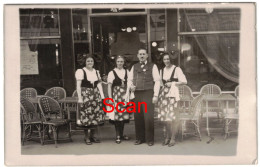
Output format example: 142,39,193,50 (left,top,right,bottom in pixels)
152,42,157,47
51,11,54,18
205,8,214,14
132,27,137,31
126,27,132,32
